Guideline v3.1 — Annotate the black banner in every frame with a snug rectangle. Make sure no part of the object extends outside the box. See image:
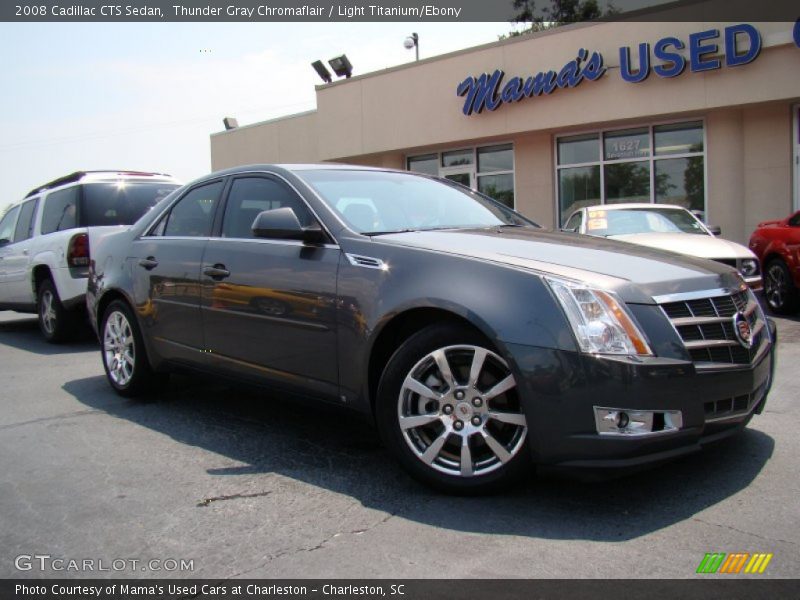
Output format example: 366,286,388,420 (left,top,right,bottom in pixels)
3,579,800,600
2,0,800,22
